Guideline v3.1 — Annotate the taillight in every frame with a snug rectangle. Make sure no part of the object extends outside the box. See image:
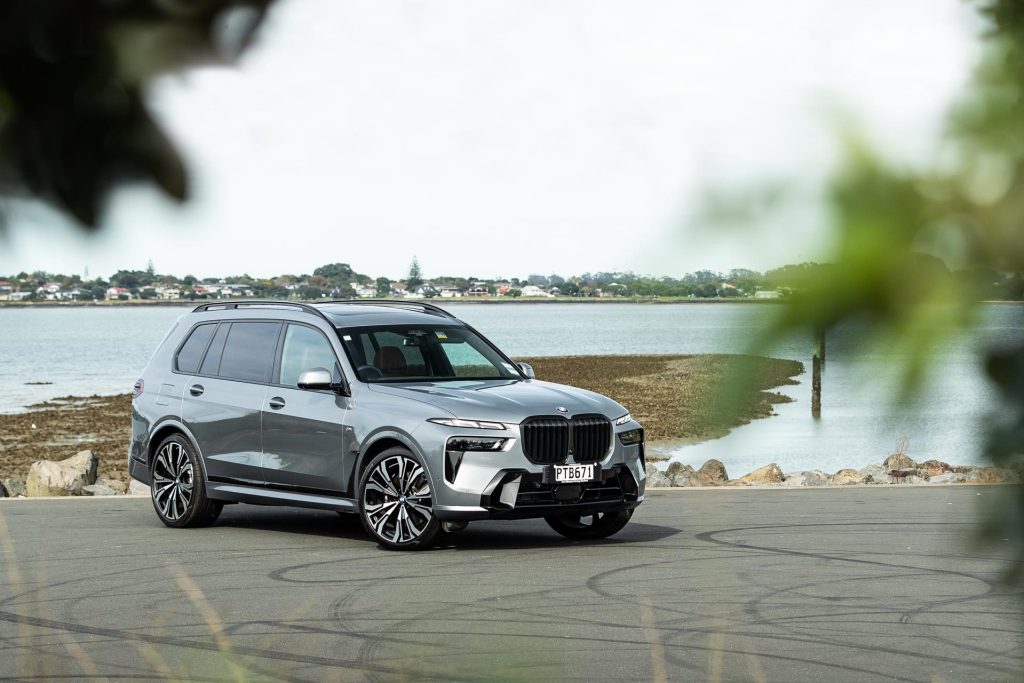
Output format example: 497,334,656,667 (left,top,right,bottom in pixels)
133,379,144,398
